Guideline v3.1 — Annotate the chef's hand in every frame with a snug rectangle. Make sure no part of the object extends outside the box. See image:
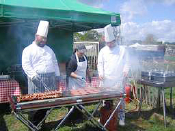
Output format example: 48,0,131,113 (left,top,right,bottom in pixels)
77,75,86,81
32,75,41,84
99,75,104,80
